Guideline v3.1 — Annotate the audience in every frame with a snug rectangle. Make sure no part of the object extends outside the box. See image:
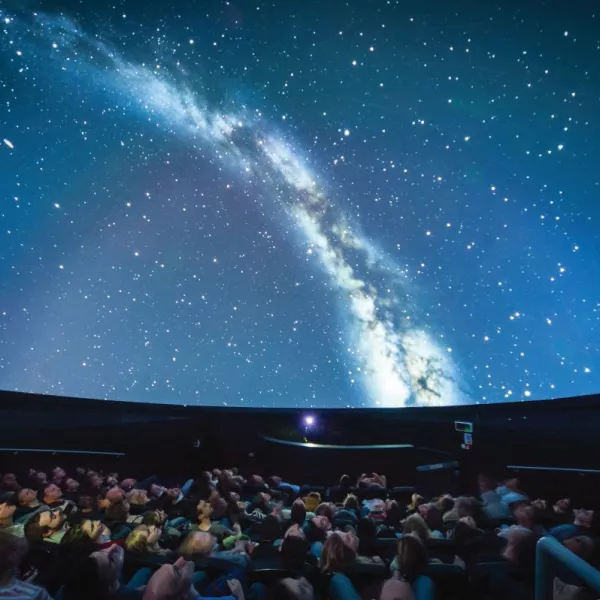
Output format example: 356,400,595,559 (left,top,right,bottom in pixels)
0,463,598,600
